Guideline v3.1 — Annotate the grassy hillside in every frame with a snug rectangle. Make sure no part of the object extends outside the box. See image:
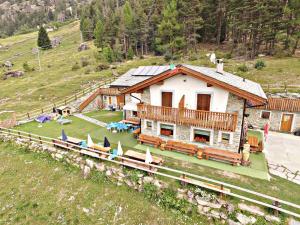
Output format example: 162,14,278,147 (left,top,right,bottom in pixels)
0,21,299,115
0,142,209,224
